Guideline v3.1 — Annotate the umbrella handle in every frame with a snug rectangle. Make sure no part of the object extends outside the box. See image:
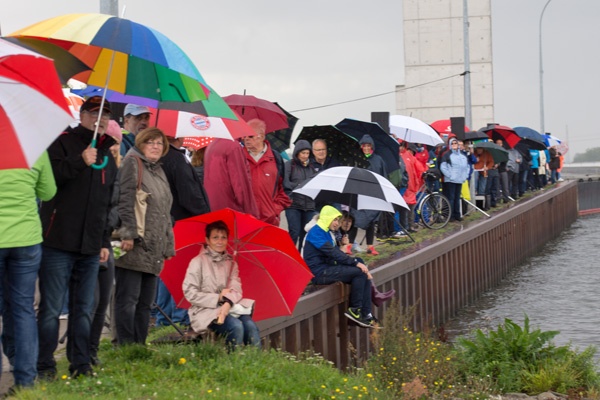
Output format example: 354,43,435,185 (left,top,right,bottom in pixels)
90,138,109,170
